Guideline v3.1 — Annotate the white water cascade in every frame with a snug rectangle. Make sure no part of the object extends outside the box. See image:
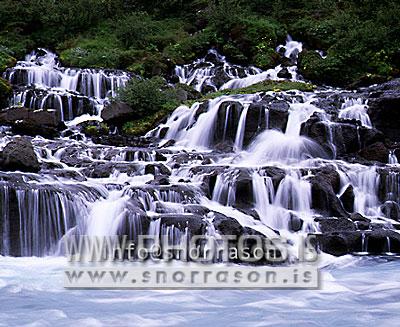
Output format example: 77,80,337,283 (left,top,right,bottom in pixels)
3,49,130,122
